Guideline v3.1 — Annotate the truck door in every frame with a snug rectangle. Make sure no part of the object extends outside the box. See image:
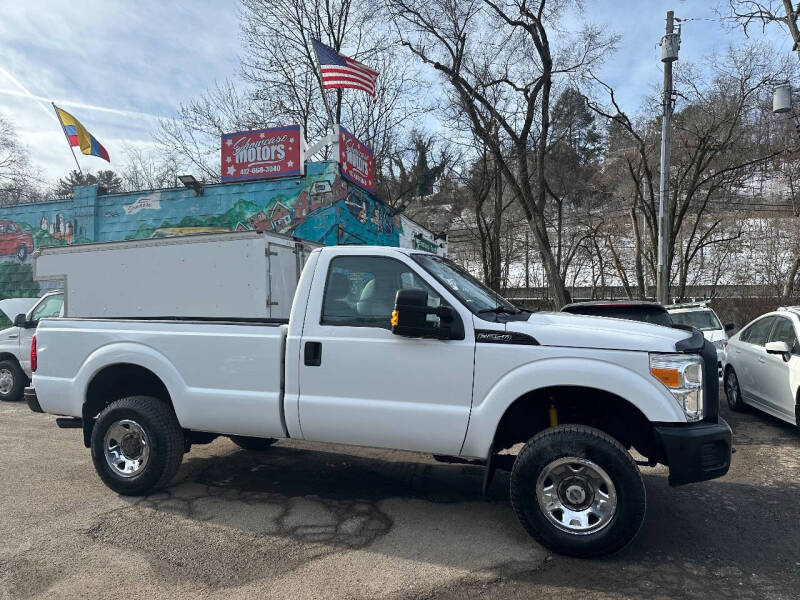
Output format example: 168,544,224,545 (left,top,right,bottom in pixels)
297,253,475,456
